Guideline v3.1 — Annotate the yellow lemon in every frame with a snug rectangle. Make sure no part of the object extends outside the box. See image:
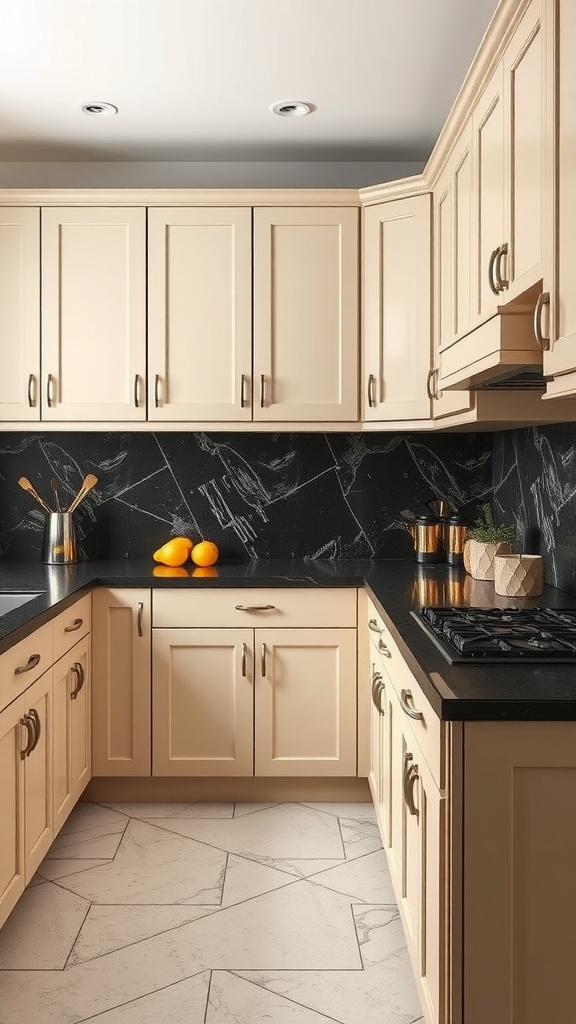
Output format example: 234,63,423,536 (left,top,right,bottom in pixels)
190,540,219,567
153,538,191,567
172,536,194,551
